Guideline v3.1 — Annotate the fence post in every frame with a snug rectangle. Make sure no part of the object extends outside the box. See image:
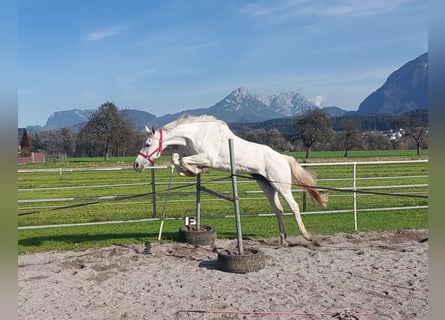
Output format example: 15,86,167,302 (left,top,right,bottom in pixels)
151,167,157,218
195,173,201,230
302,159,307,212
229,138,243,255
353,161,358,231
302,192,307,212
